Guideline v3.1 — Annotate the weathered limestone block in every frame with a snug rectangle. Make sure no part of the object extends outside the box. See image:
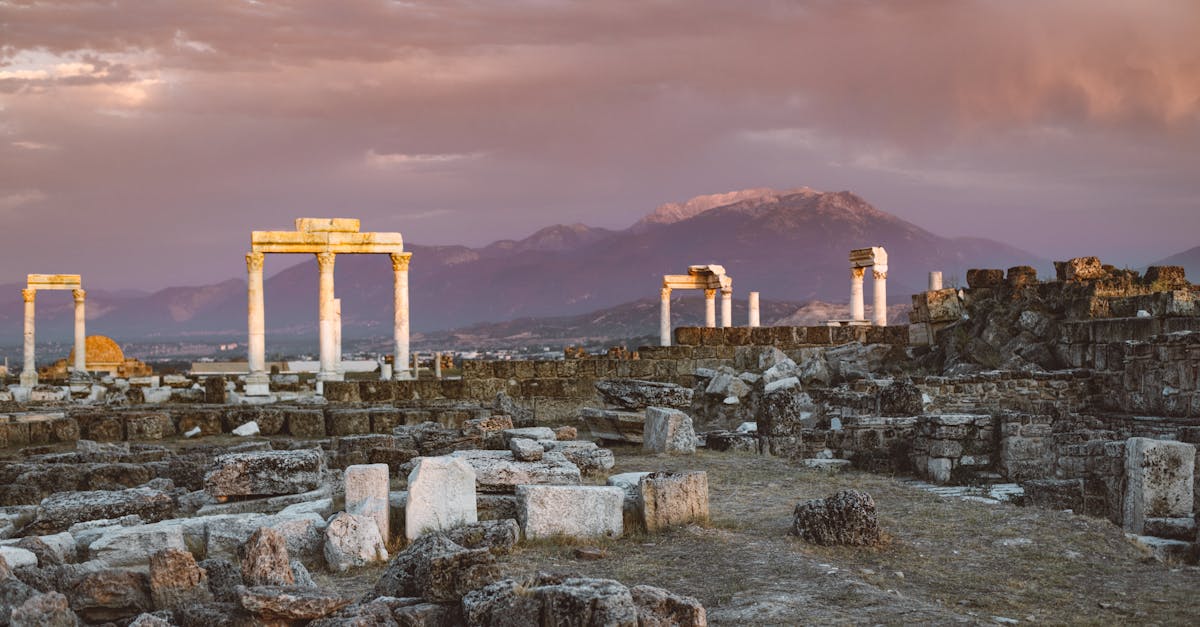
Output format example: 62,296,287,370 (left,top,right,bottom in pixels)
9,591,80,627
790,490,881,546
595,379,693,410
128,613,173,626
509,437,544,461
644,407,697,455
444,519,520,556
607,472,651,529
0,546,39,570
462,575,641,626
65,569,152,623
344,463,390,541
309,597,461,626
148,548,212,609
240,527,293,586
502,426,556,444
580,407,644,443
1061,256,1105,281
324,512,388,572
204,449,325,498
88,523,187,568
966,268,1004,288
448,450,582,493
639,472,709,532
542,440,615,475
517,485,623,539
28,487,175,534
1124,437,1195,534
203,512,326,563
406,456,477,540
197,558,242,603
236,585,355,621
630,584,707,627
373,533,499,602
